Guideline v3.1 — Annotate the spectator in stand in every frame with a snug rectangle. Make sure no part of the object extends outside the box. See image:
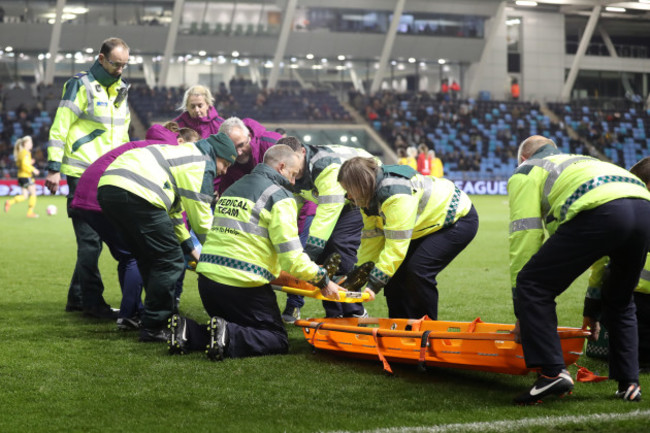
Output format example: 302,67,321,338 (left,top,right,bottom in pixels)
511,78,520,101
5,136,40,218
450,80,461,101
440,78,450,102
174,85,225,139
